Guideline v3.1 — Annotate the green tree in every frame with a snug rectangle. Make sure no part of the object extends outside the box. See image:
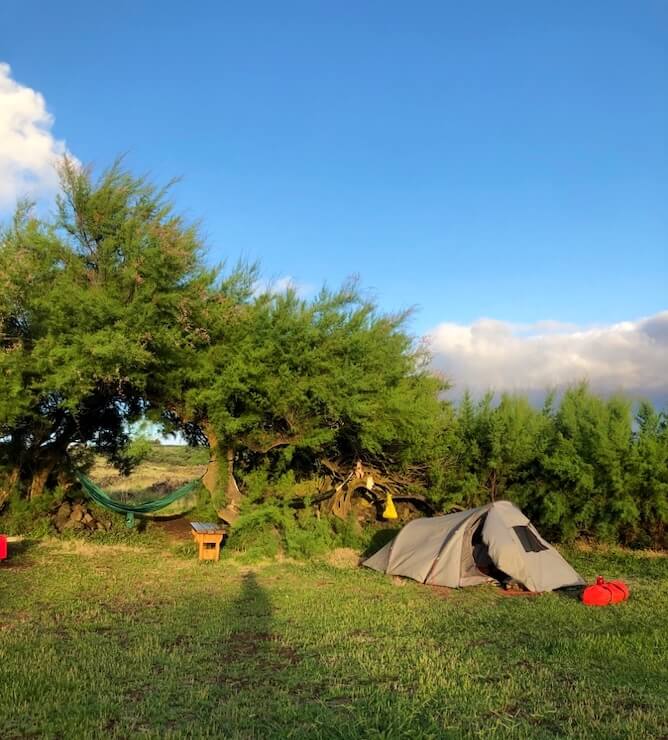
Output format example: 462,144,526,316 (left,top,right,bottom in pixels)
520,385,636,542
183,284,450,518
442,392,550,510
625,402,668,547
0,159,235,498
